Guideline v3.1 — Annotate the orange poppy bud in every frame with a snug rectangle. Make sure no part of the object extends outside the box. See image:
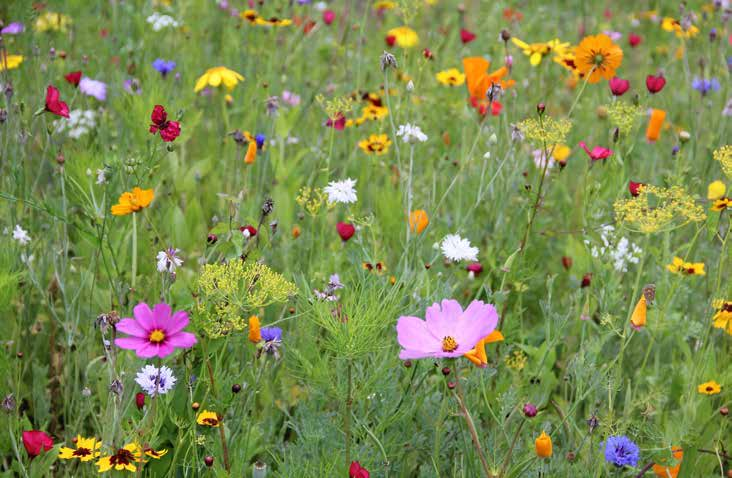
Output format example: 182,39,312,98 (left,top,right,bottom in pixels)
389,275,396,285
248,315,261,343
245,141,257,164
292,225,301,239
631,295,647,330
651,446,683,478
535,431,552,458
442,131,451,146
646,108,666,142
409,210,429,234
